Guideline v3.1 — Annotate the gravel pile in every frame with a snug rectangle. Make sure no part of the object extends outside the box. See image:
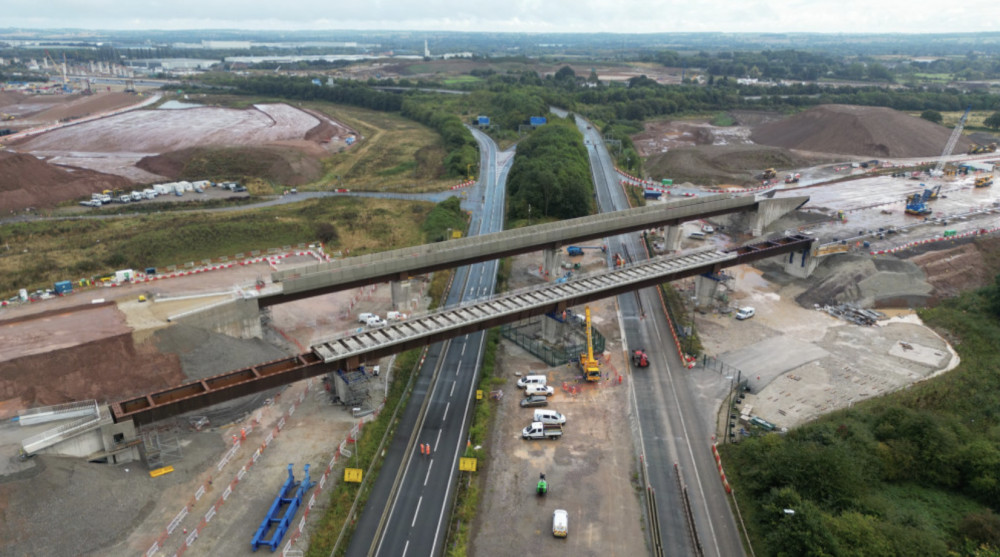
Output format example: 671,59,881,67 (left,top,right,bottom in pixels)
751,104,974,158
154,324,291,380
784,254,933,308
